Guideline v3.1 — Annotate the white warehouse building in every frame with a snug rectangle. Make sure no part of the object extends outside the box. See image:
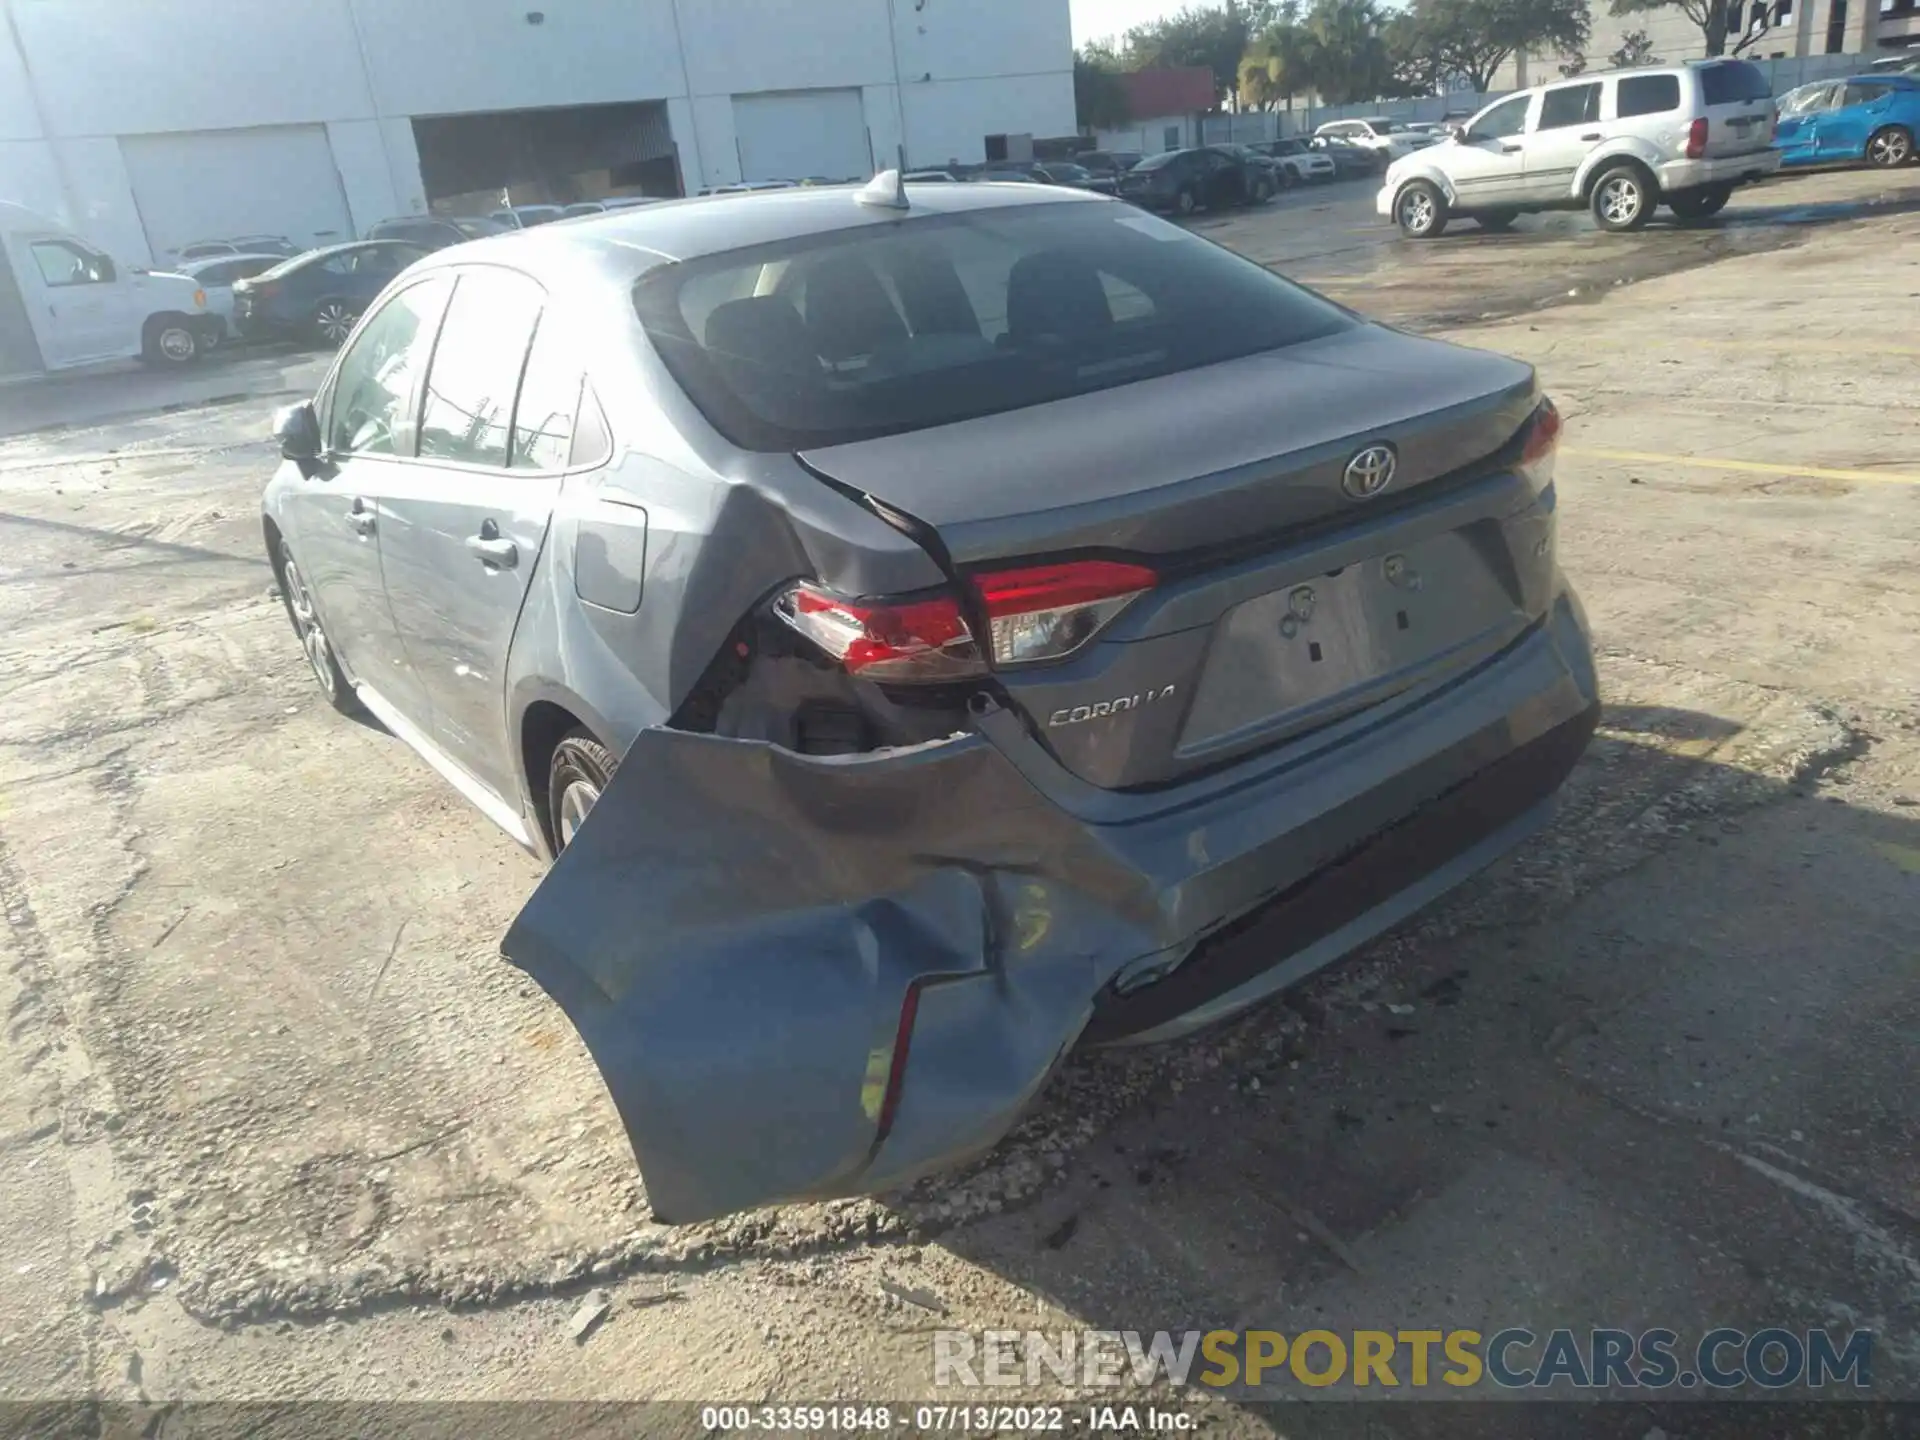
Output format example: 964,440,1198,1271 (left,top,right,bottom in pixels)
0,0,1075,267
